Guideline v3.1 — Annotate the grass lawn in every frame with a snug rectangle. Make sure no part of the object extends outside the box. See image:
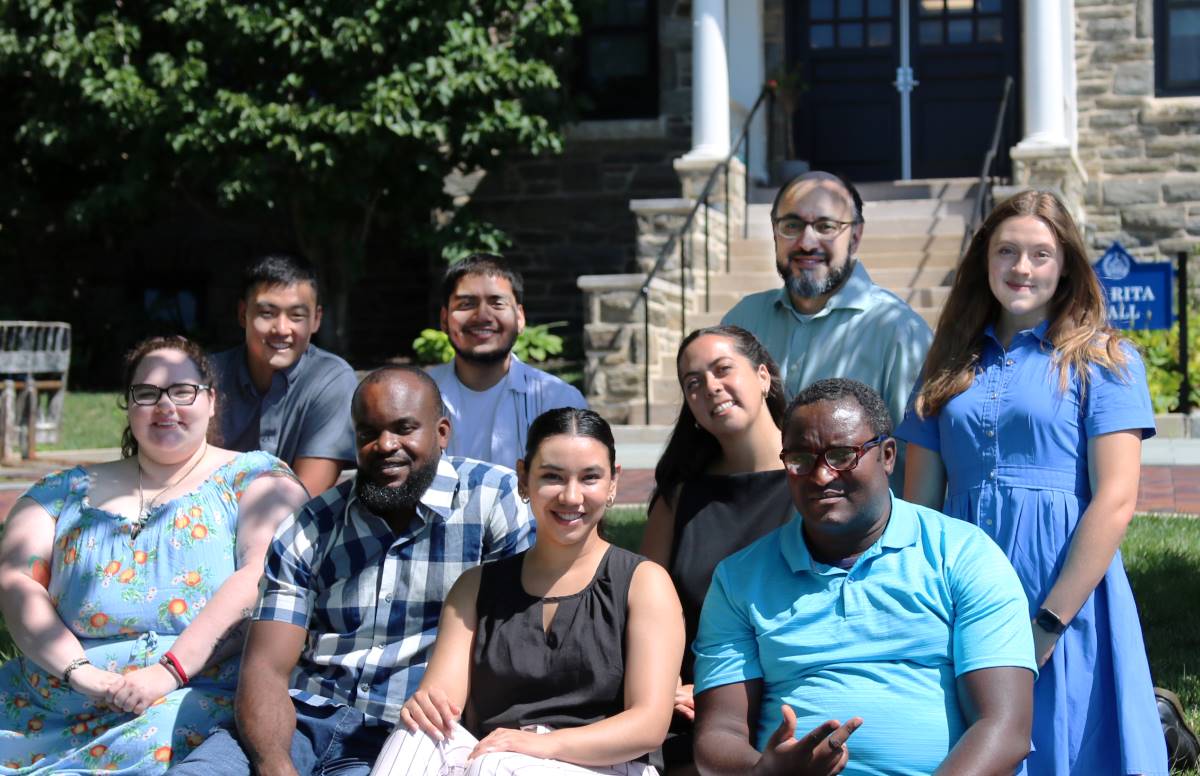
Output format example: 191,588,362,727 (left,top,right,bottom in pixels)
0,511,1196,769
41,391,124,451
